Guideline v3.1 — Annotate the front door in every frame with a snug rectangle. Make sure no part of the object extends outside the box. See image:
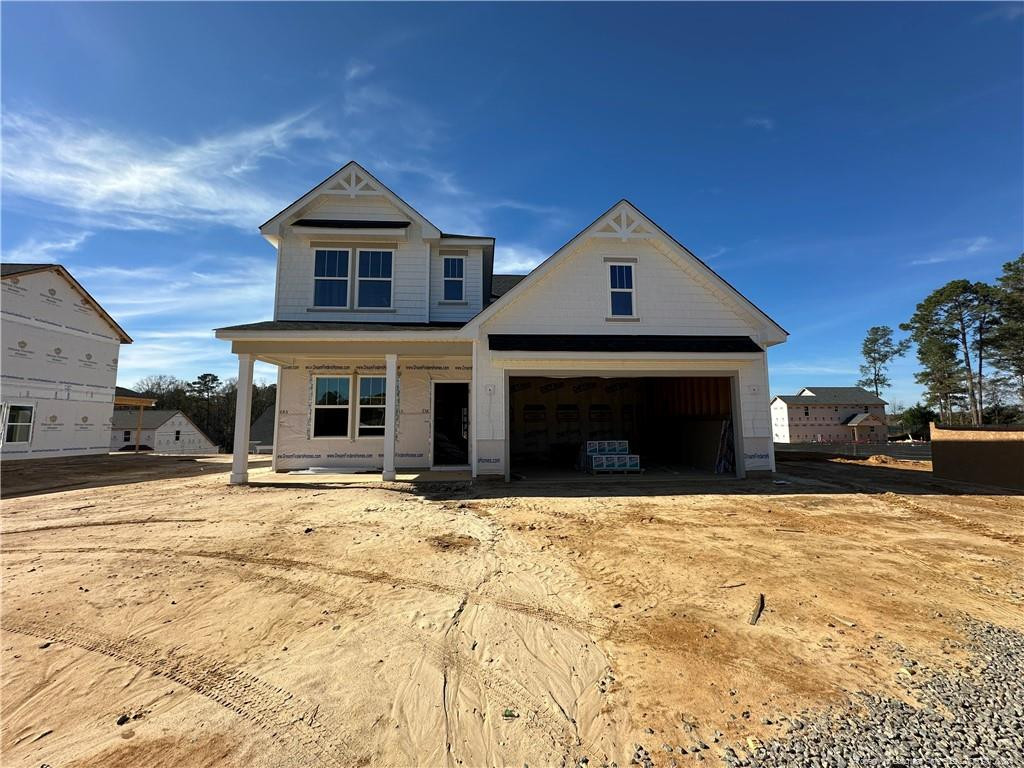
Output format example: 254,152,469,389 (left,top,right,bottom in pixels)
433,382,469,466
